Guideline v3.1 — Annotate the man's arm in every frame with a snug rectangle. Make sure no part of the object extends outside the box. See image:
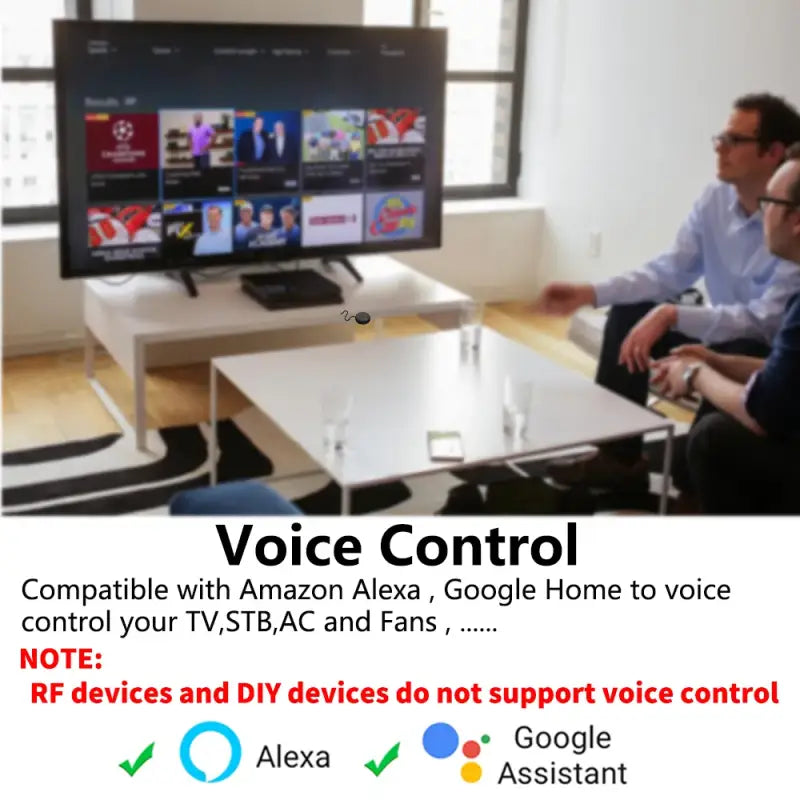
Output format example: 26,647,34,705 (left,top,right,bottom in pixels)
592,187,709,309
705,353,765,383
656,298,800,439
651,358,764,434
691,365,764,435
670,345,765,383
675,259,800,344
741,304,800,438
